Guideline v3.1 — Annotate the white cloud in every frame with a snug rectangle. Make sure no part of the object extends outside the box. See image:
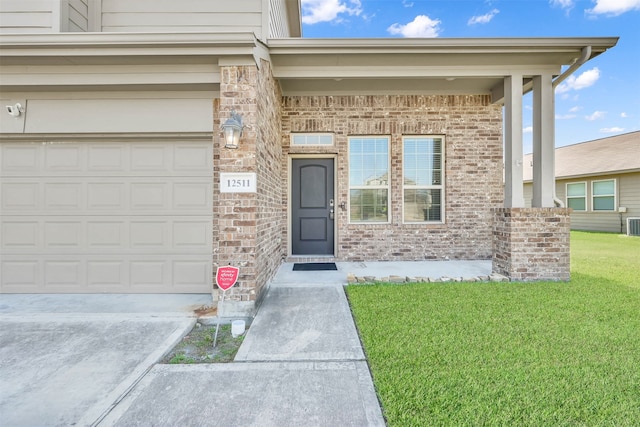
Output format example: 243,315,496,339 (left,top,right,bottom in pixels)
402,0,414,7
555,67,600,93
587,0,640,16
301,0,363,25
569,106,582,112
468,9,499,25
550,0,575,8
523,126,533,133
620,112,629,118
388,15,441,38
600,127,625,133
585,111,606,121
556,114,577,120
